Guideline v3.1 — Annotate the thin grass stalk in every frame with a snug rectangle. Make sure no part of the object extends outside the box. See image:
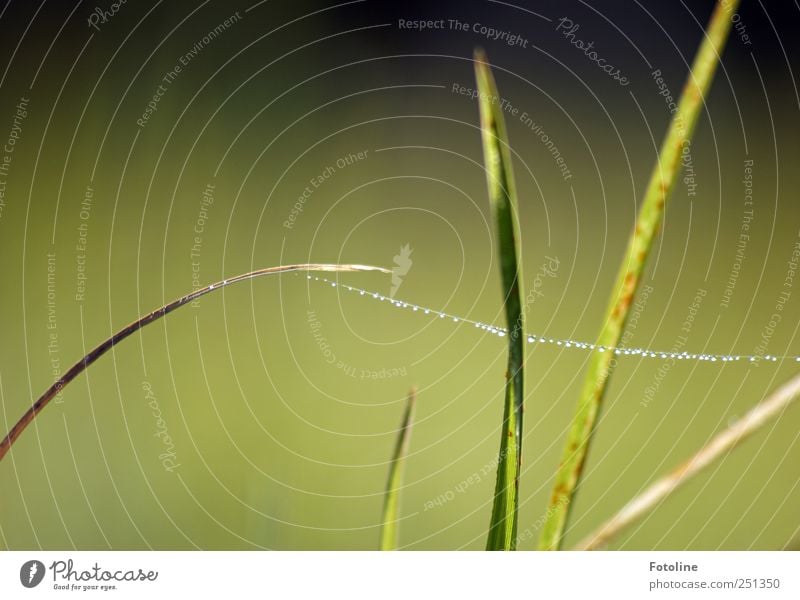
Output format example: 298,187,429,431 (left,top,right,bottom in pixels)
474,49,526,551
539,0,741,550
575,372,800,550
0,263,389,462
379,386,417,550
